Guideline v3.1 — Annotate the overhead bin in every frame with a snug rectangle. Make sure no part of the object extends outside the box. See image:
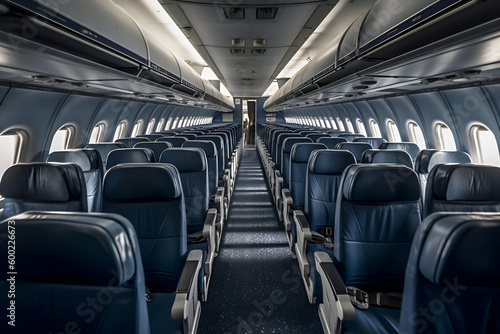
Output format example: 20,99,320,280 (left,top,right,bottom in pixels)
1,0,233,111
265,0,498,111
